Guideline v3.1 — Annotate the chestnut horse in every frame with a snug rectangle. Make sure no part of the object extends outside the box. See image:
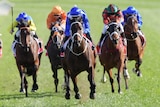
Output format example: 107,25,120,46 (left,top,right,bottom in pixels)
46,21,64,92
124,15,146,77
15,21,43,97
62,21,96,99
99,22,128,93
